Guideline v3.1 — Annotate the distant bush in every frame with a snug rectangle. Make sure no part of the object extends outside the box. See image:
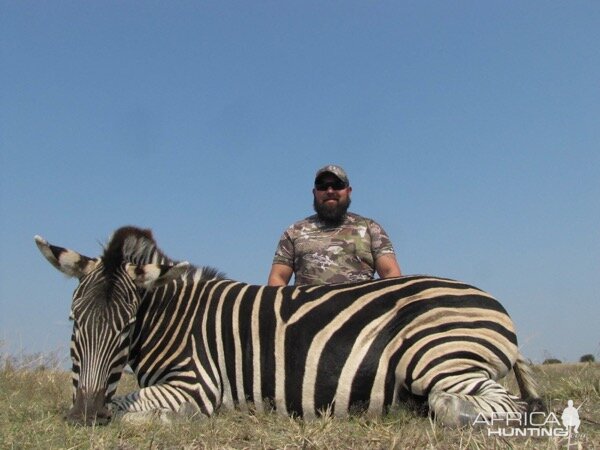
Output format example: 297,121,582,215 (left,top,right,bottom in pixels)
580,354,596,363
542,358,562,365
0,346,63,371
